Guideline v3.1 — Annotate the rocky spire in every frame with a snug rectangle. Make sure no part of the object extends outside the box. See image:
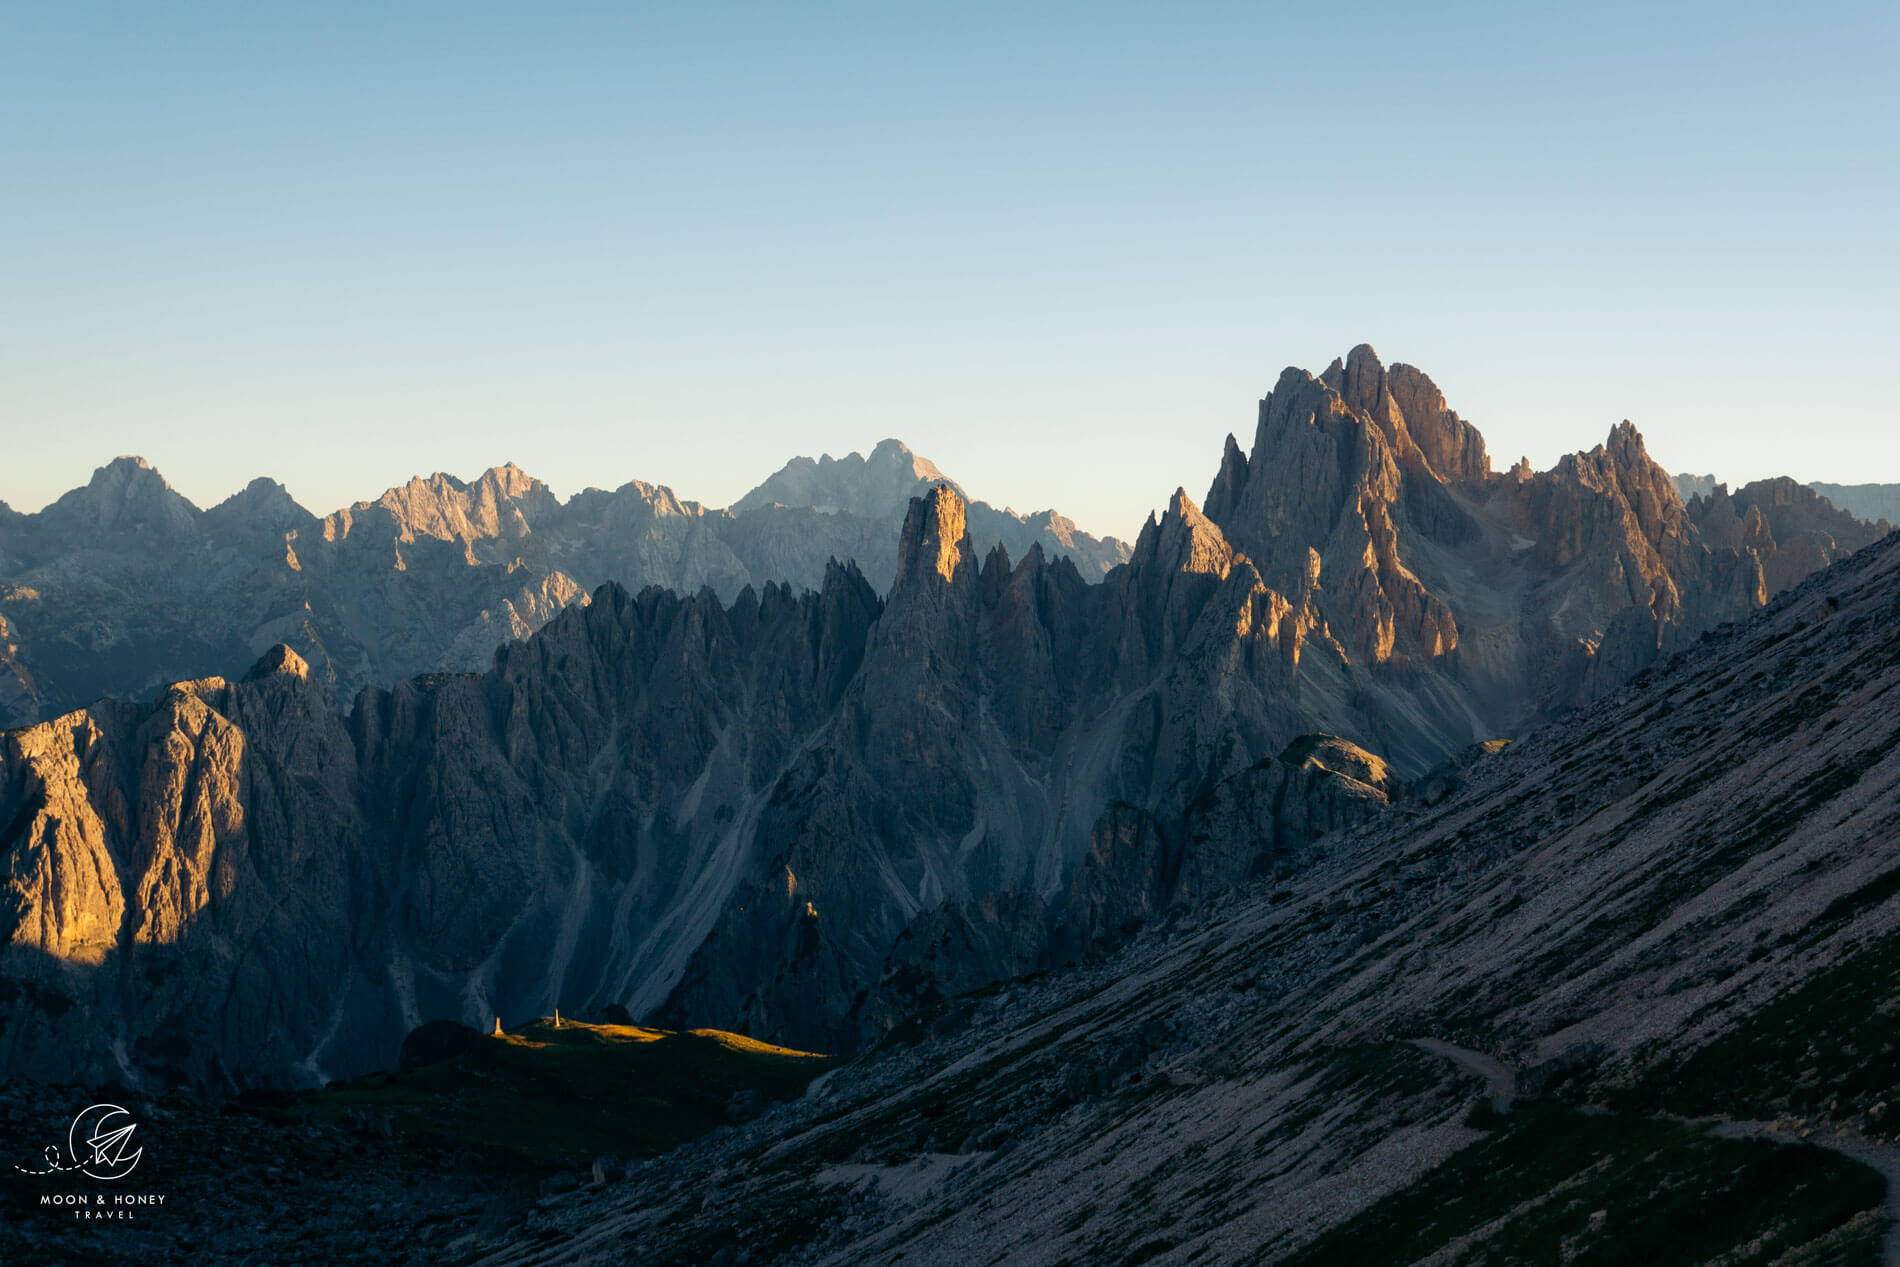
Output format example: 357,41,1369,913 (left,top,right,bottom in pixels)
1386,362,1489,484
1332,343,1389,420
1203,434,1249,525
1142,488,1234,580
893,483,975,592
